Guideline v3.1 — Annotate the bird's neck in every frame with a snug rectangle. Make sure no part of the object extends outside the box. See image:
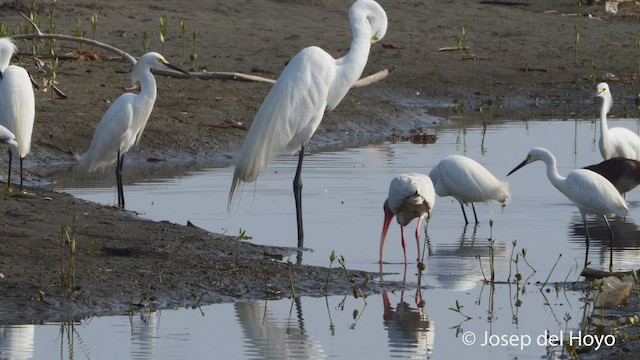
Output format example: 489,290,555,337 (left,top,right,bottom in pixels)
600,95,611,134
0,59,9,72
336,12,373,86
541,152,566,192
599,95,613,158
135,71,158,101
